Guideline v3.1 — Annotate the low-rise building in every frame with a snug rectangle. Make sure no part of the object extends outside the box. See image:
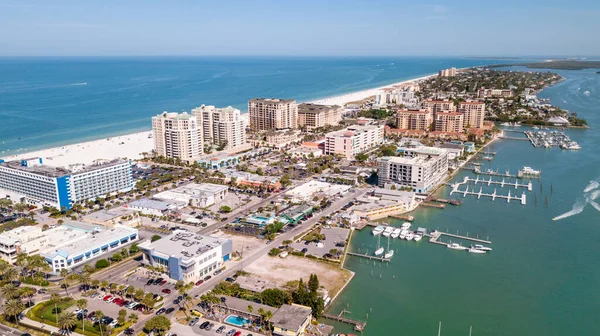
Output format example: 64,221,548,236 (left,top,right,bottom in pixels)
324,124,384,159
139,230,232,281
220,169,282,191
153,183,228,208
288,147,323,158
82,208,141,227
378,147,448,193
353,189,417,220
548,116,570,126
196,148,270,170
271,304,312,336
297,103,342,130
285,181,350,202
438,143,465,160
126,199,183,216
